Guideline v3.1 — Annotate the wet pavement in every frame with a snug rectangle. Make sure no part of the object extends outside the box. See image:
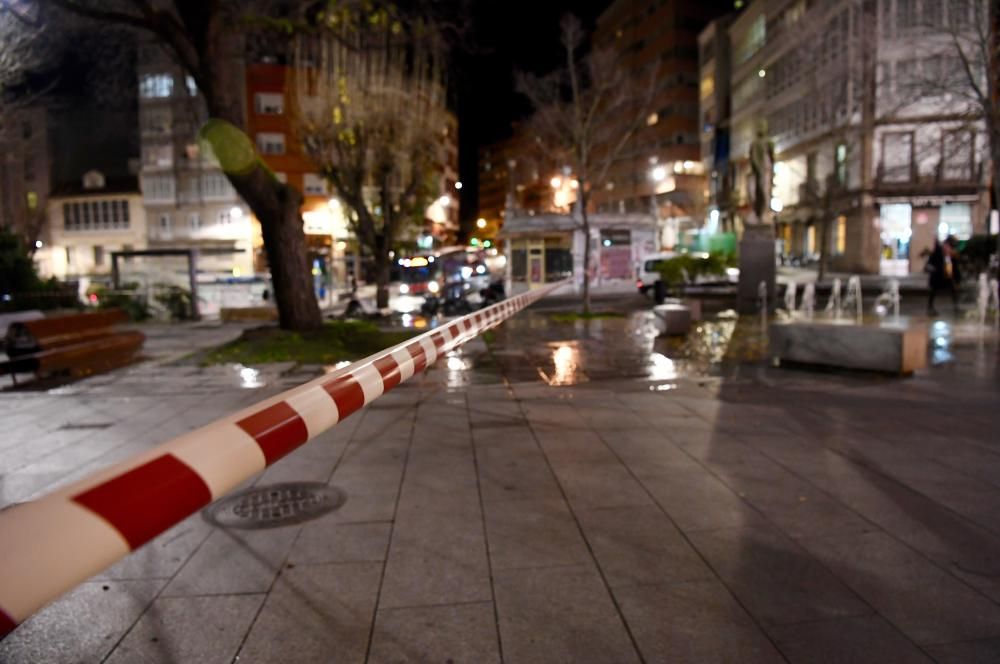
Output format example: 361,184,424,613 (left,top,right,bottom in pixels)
0,301,999,663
